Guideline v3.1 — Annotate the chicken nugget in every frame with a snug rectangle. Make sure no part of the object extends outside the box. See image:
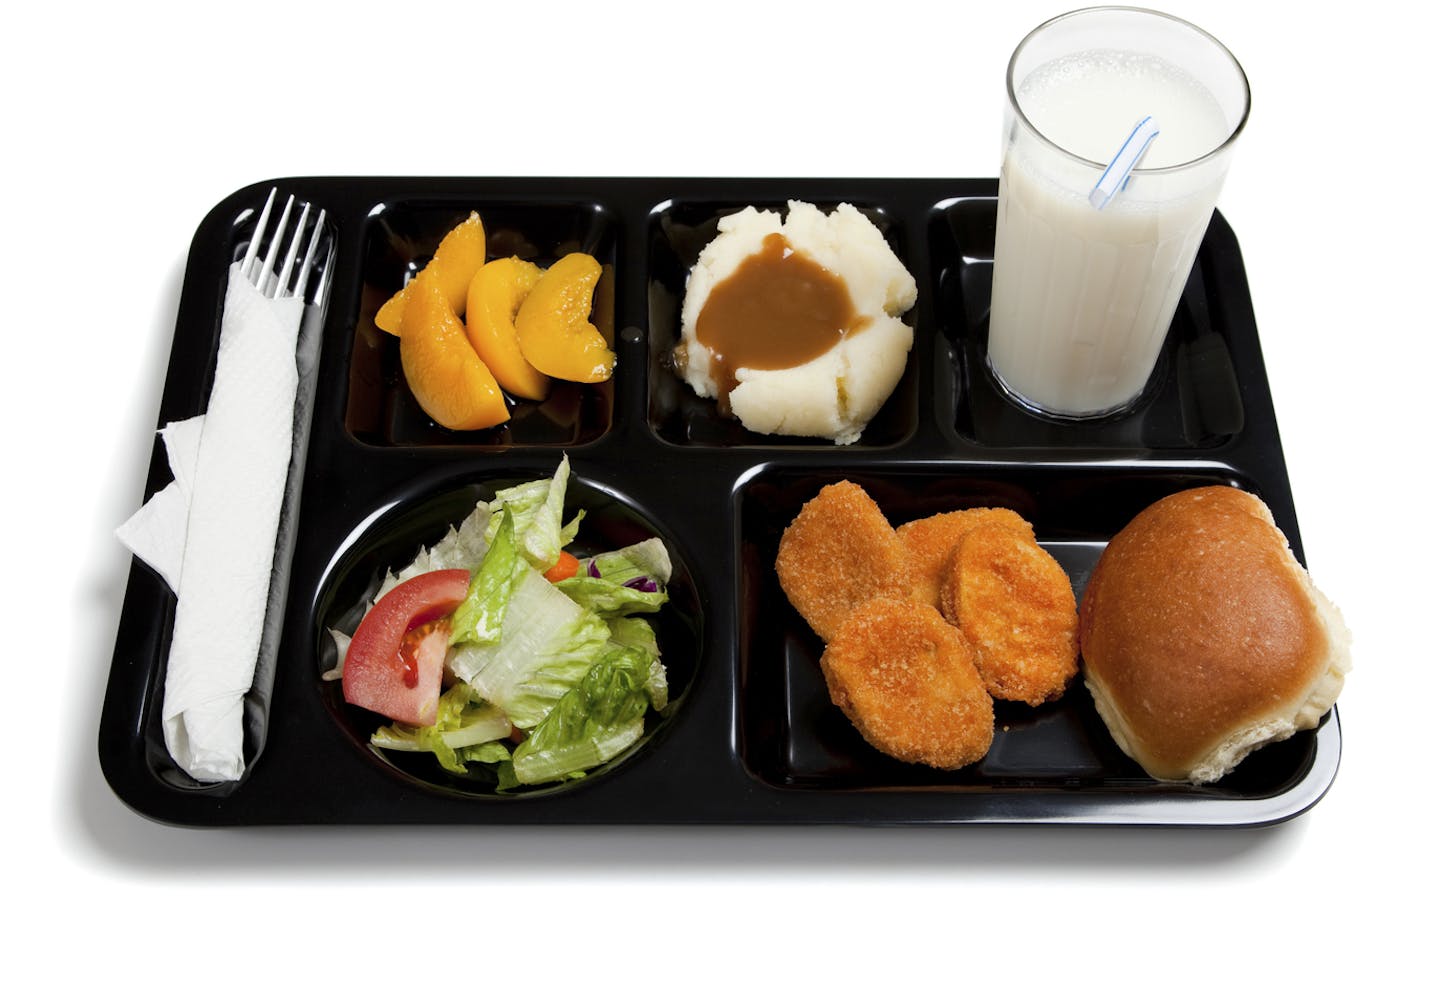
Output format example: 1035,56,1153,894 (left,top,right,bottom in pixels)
775,481,910,642
942,523,1079,705
897,507,1034,610
820,597,994,769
